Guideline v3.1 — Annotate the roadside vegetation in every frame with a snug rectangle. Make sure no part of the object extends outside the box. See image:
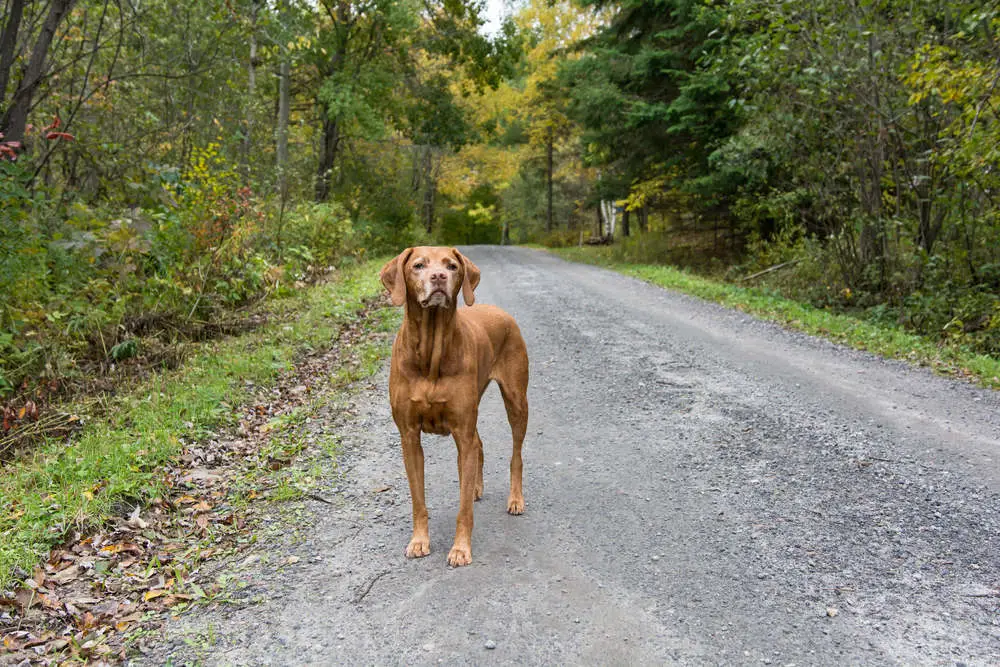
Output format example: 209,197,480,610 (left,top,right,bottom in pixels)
0,260,385,591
